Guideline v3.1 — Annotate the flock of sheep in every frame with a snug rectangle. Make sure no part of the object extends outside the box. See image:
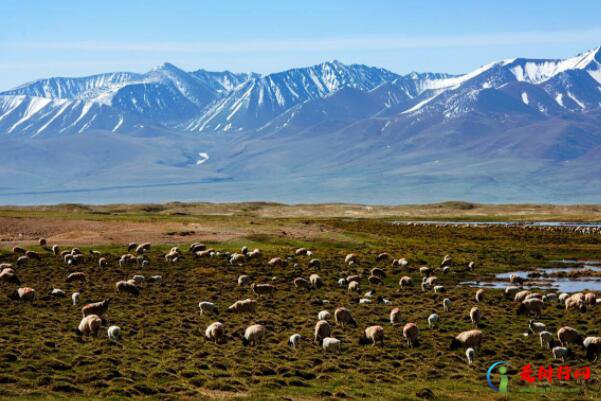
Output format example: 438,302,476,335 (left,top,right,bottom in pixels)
2,238,601,369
